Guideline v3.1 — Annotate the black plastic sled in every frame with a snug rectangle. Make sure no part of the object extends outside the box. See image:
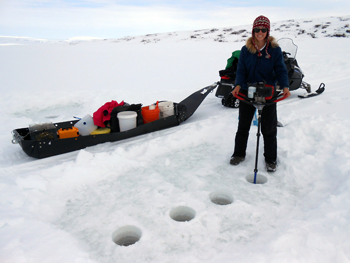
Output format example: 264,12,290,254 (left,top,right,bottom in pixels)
12,84,217,159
